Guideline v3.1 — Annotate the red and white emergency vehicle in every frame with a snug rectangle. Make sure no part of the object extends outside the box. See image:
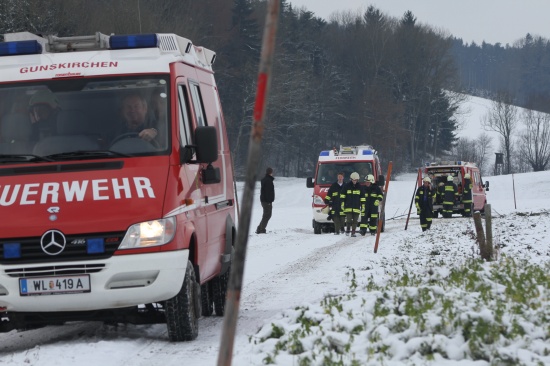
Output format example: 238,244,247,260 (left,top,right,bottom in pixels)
0,31,236,341
306,145,384,234
422,161,489,217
